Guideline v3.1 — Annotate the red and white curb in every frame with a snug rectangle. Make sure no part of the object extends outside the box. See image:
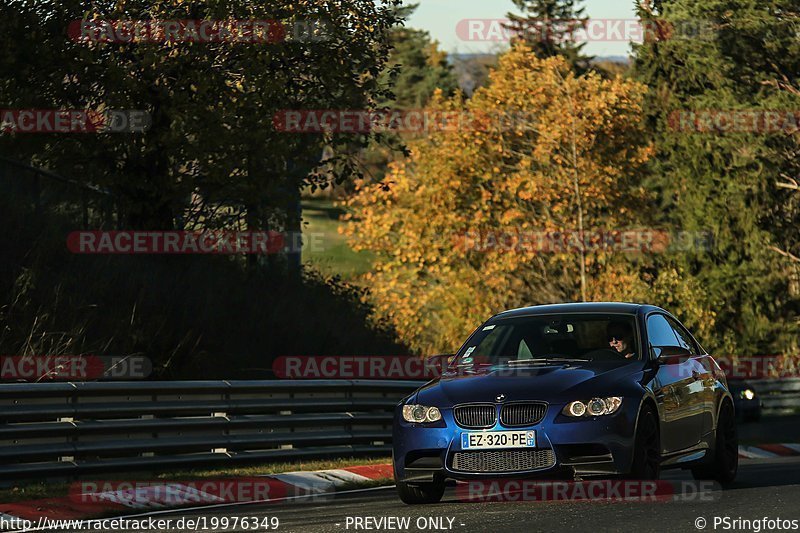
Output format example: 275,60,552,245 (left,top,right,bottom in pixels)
738,443,800,459
0,464,393,524
268,466,385,493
